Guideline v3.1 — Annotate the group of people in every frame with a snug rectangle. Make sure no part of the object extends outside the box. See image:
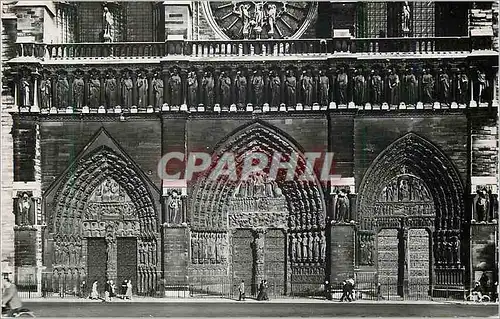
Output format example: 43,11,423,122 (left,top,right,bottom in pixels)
237,279,270,301
88,279,133,301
